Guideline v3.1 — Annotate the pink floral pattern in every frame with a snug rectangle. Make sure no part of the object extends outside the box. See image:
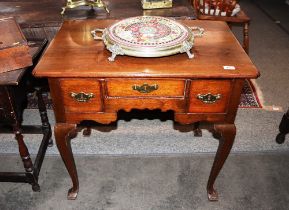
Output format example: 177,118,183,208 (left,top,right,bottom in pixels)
107,16,189,48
